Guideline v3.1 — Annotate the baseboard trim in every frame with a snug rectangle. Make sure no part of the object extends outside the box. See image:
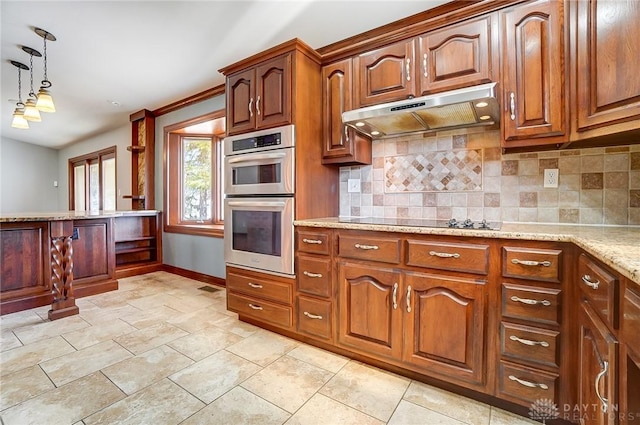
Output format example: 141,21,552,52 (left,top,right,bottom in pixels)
162,264,226,288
